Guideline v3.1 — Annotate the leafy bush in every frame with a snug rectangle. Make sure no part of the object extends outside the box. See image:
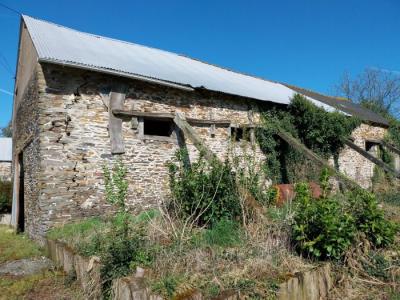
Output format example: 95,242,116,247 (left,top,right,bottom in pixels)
293,183,355,260
256,94,359,184
168,150,242,226
0,180,12,213
288,94,360,159
292,182,398,260
347,190,397,247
